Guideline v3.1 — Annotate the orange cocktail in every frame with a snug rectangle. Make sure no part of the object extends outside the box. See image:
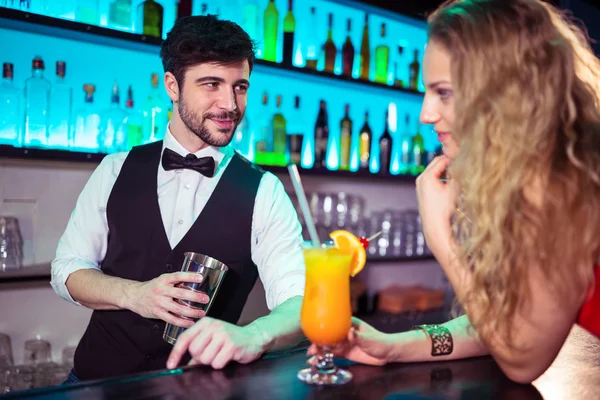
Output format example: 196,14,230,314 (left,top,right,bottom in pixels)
300,246,352,345
297,242,355,386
